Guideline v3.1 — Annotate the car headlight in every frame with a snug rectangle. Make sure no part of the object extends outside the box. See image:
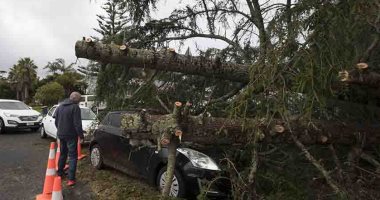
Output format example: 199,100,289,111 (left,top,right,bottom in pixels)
177,148,220,171
4,113,19,117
